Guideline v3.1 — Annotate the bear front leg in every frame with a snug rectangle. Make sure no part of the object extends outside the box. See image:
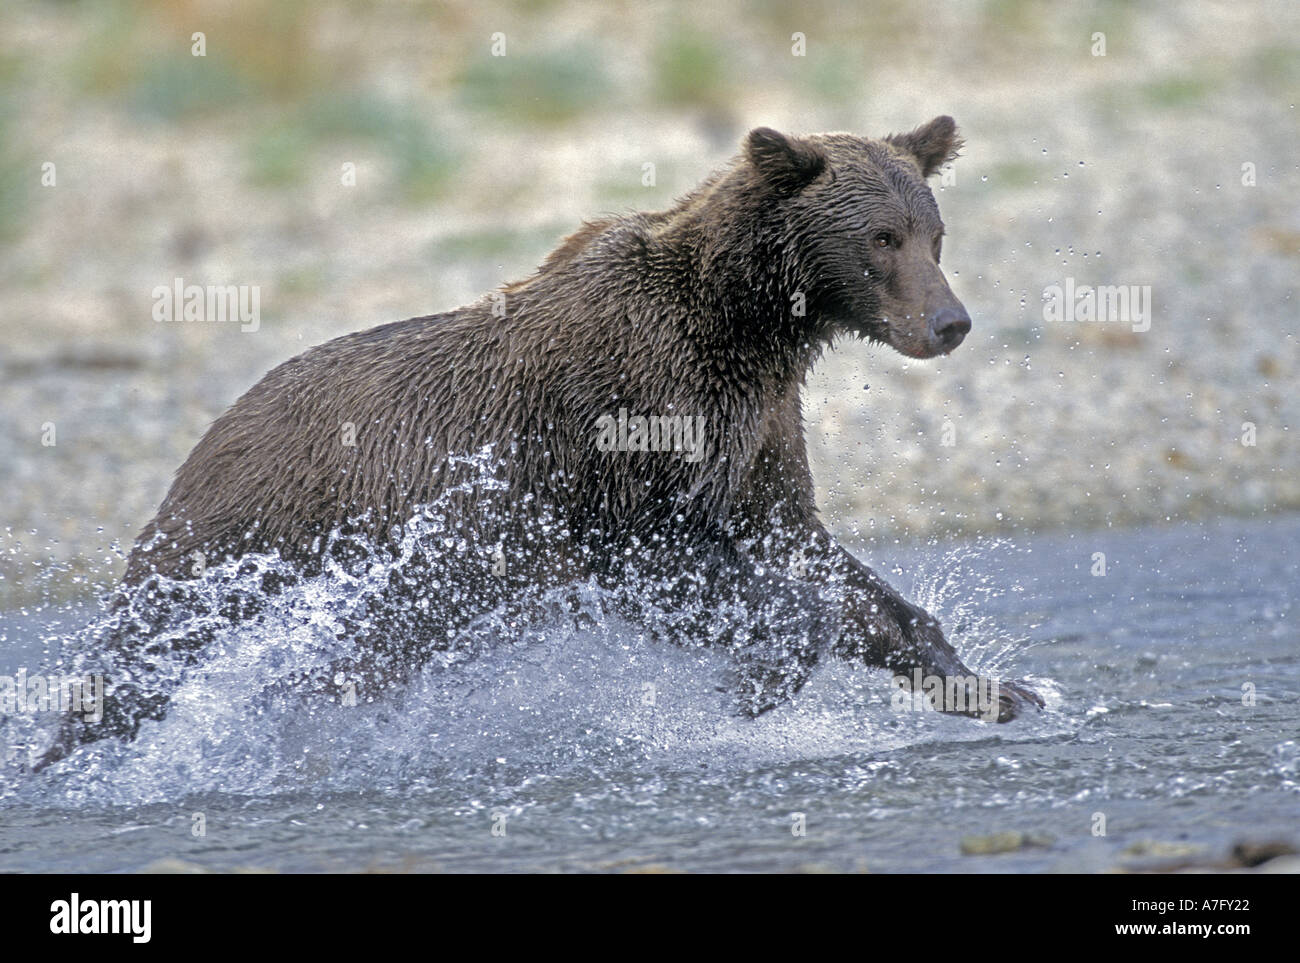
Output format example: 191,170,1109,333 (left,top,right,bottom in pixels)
623,535,838,716
809,539,1043,722
722,556,838,716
